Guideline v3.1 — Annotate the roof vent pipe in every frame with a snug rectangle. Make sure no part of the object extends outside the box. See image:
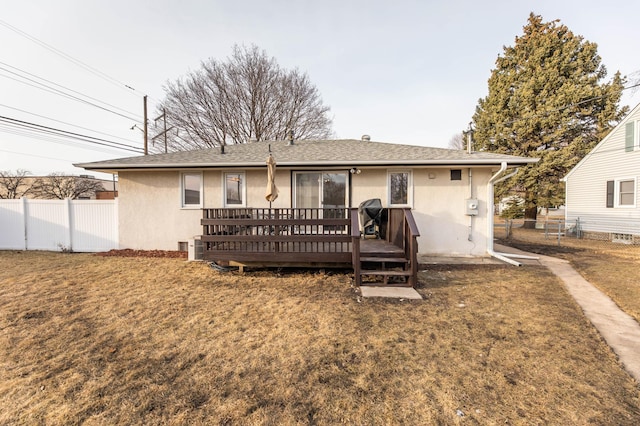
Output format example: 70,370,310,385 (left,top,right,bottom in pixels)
287,129,294,146
220,144,225,154
361,134,371,141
